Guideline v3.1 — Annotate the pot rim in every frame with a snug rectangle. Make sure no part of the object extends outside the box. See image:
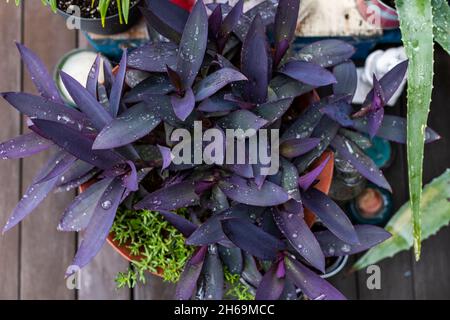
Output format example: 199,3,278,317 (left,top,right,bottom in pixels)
56,0,142,22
